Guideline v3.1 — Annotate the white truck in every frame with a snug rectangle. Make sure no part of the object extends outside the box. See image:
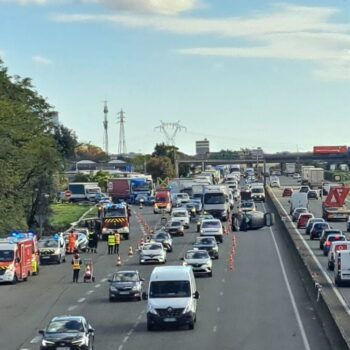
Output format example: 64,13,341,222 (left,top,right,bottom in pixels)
203,185,230,221
285,163,296,176
289,192,308,215
335,250,350,286
68,182,101,202
301,166,314,185
308,168,324,188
